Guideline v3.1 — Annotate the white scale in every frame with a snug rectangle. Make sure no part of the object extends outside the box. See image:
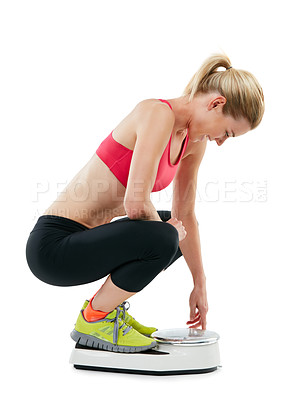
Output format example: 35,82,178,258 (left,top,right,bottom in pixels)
69,328,221,375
